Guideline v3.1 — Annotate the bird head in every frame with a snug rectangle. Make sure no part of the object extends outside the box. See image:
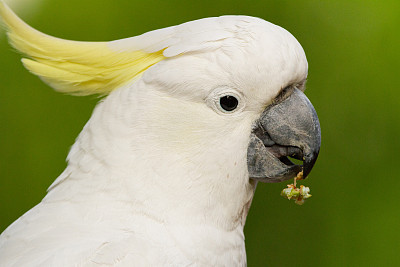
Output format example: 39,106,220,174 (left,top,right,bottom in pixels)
126,17,321,183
